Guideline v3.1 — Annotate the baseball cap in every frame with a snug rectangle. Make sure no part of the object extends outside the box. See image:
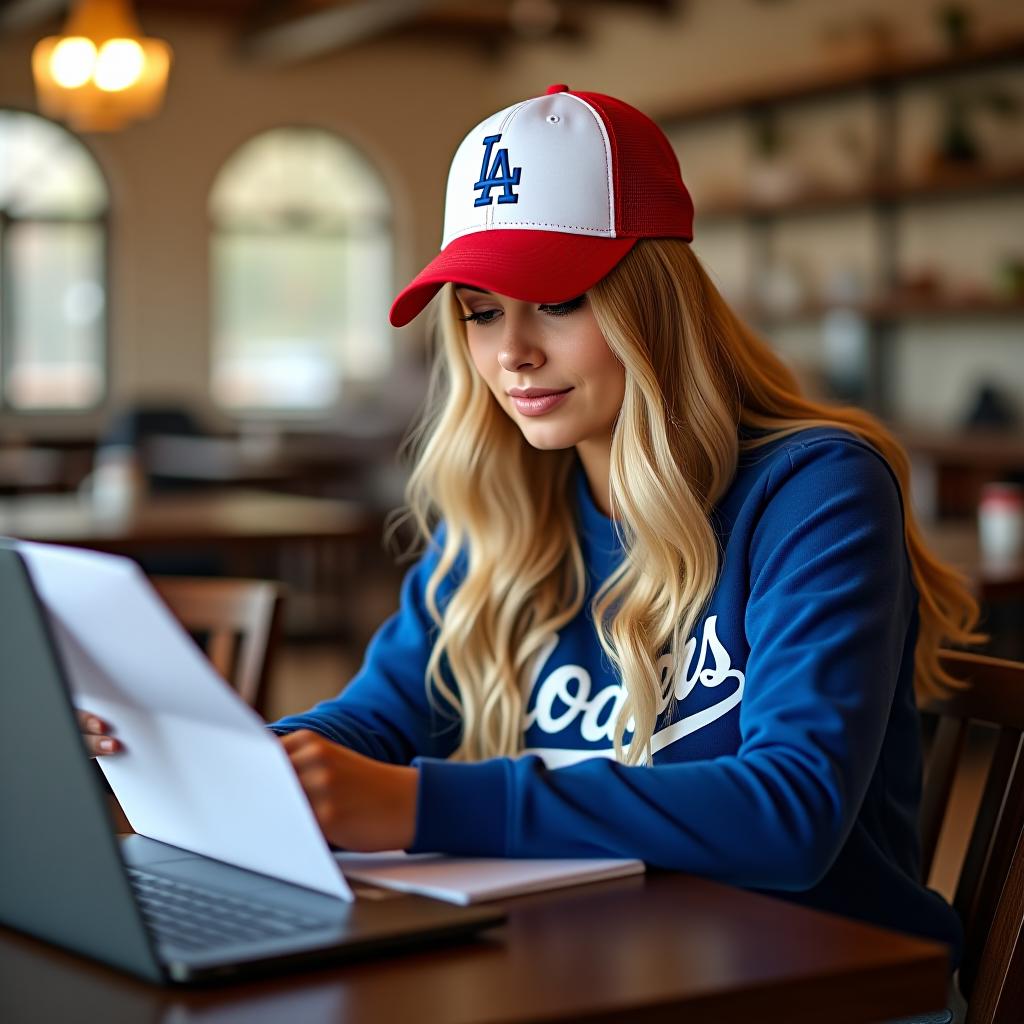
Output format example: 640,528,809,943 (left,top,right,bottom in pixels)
388,83,694,328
